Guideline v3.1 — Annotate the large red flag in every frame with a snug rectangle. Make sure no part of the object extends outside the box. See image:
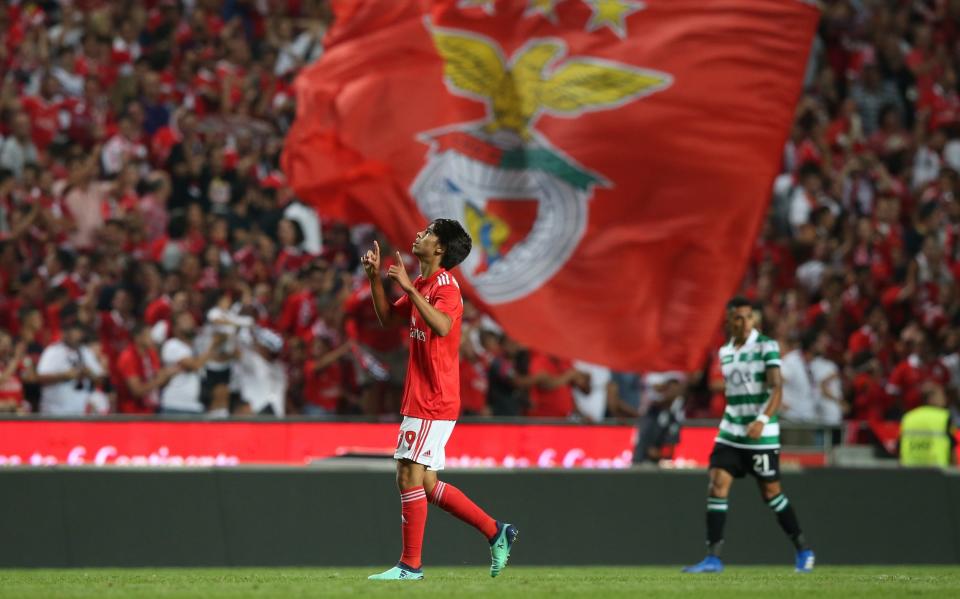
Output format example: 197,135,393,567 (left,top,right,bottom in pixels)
283,0,819,371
